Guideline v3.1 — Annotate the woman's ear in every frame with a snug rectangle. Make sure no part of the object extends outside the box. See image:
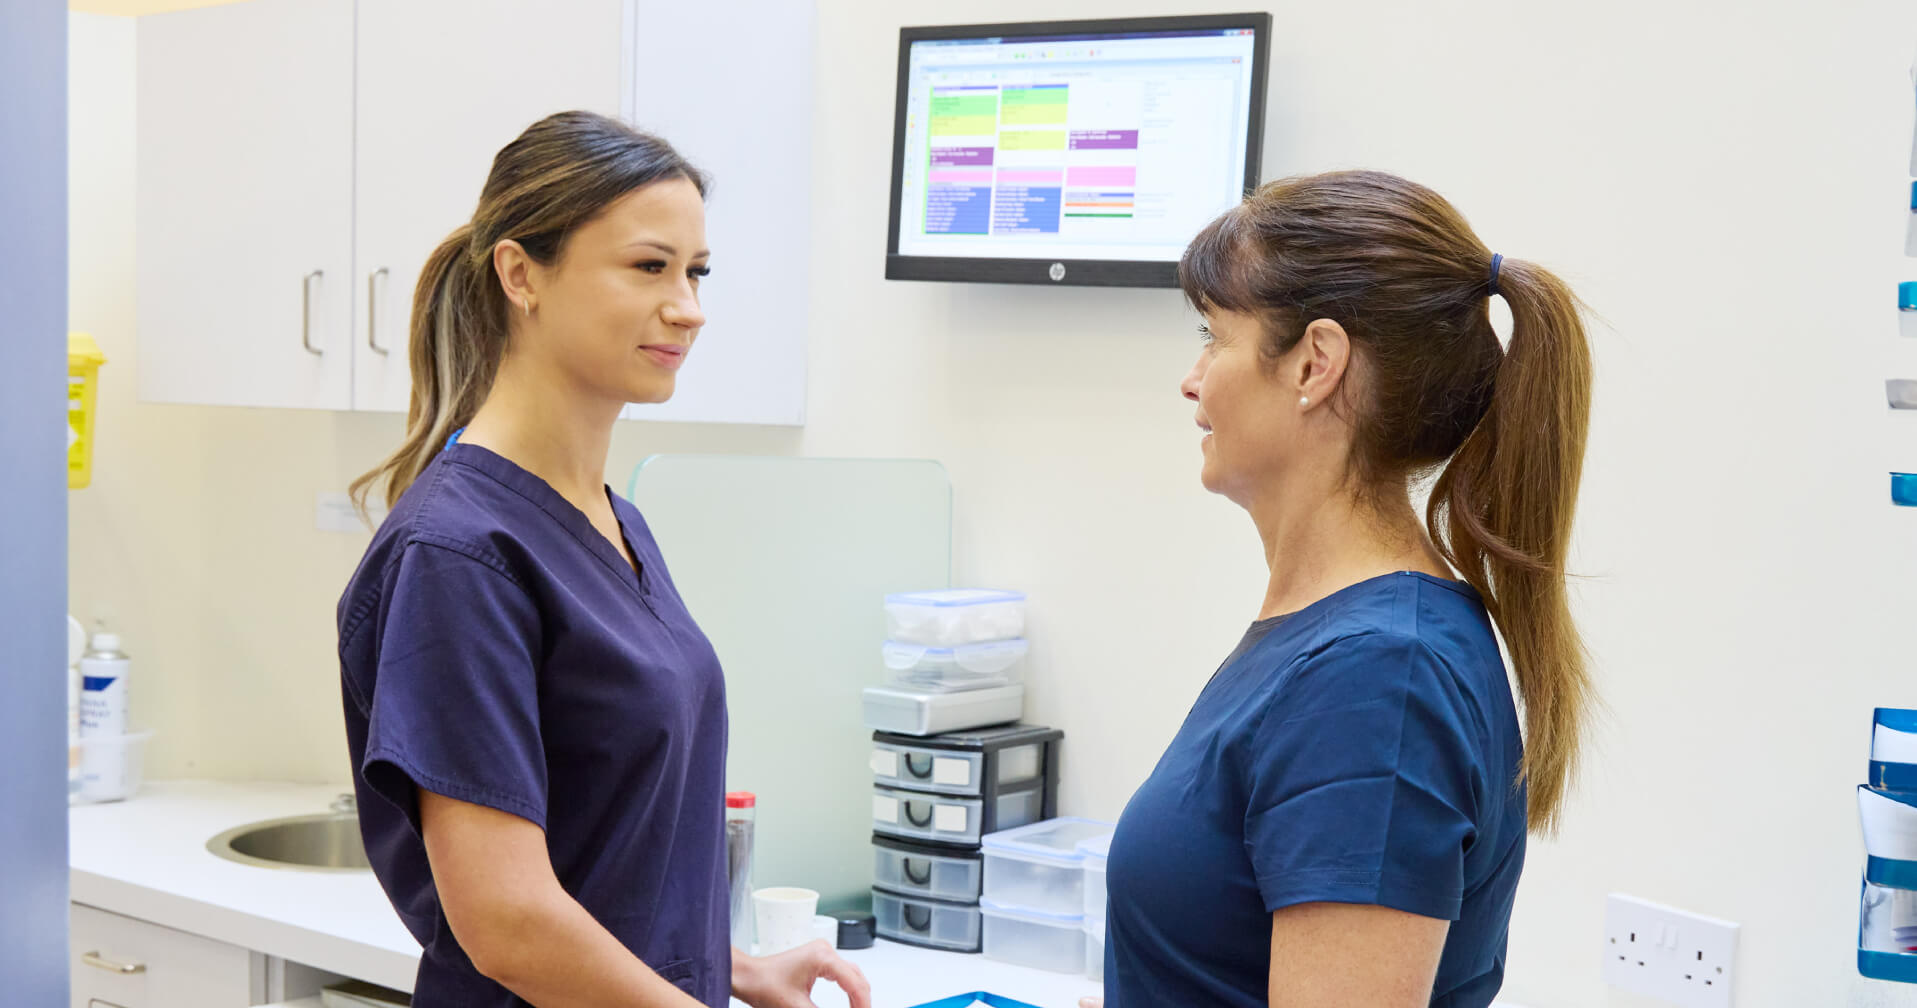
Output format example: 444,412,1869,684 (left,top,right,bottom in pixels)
492,239,538,316
1296,318,1352,405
